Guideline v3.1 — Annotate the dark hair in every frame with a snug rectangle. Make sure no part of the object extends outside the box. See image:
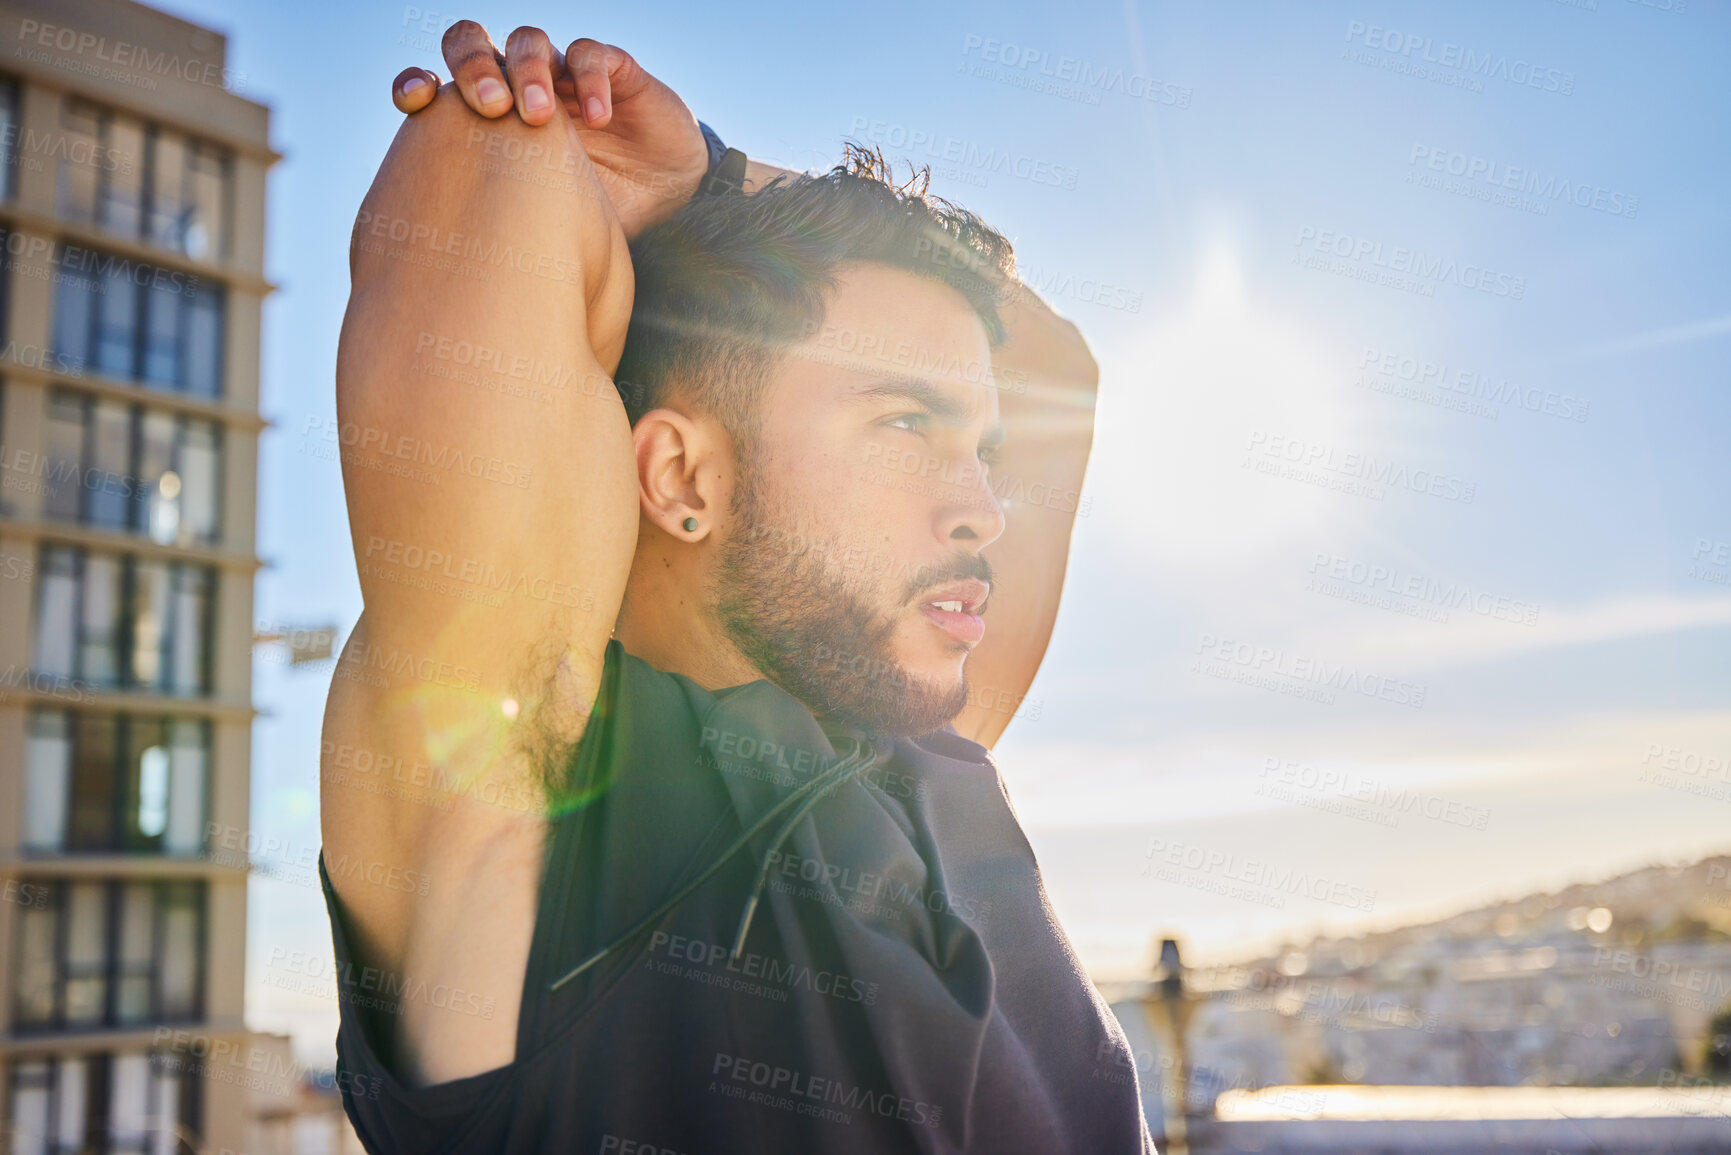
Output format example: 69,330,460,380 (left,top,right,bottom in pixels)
613,143,1015,438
